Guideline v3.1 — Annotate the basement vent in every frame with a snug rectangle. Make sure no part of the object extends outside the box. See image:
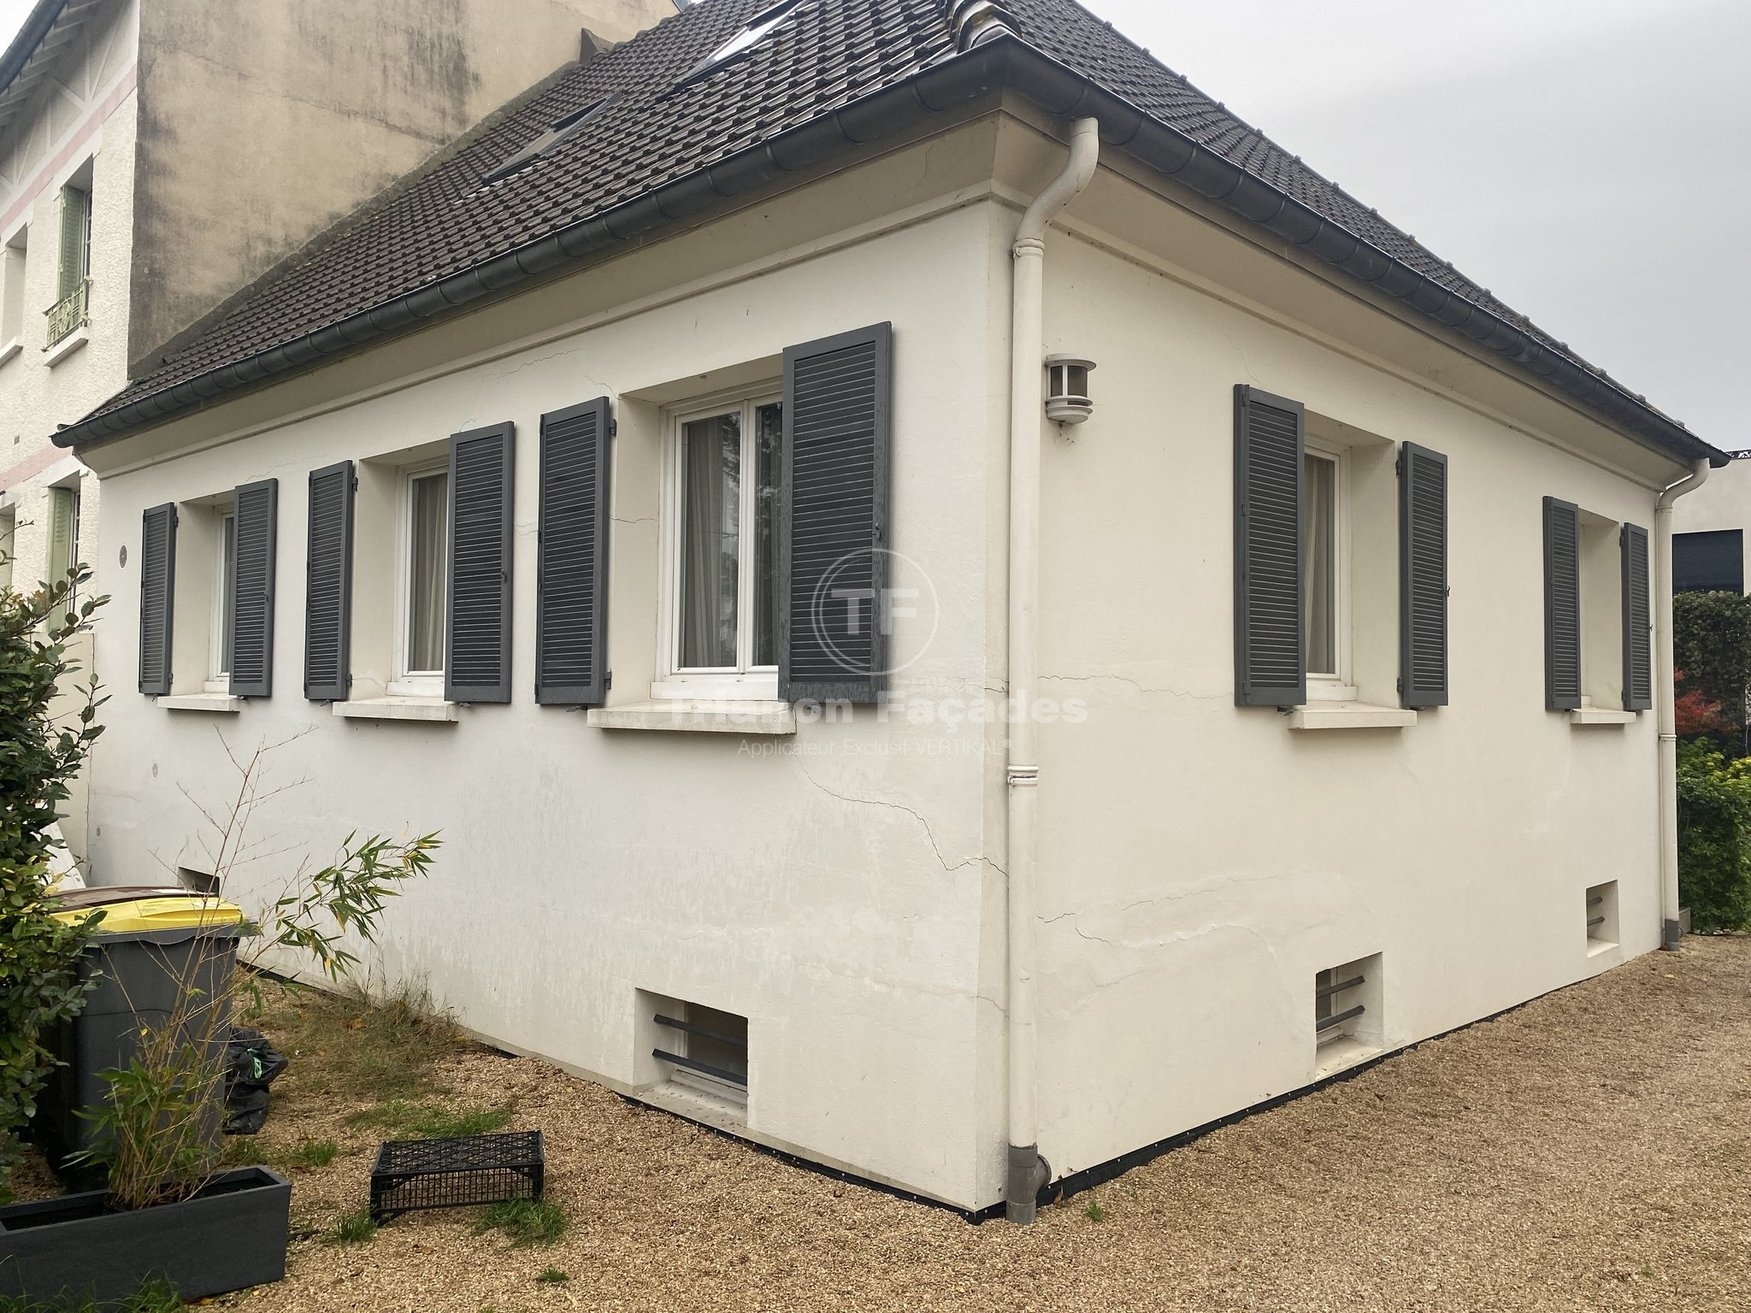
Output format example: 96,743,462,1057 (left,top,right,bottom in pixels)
1313,952,1383,1073
1586,881,1620,956
652,1001,748,1108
